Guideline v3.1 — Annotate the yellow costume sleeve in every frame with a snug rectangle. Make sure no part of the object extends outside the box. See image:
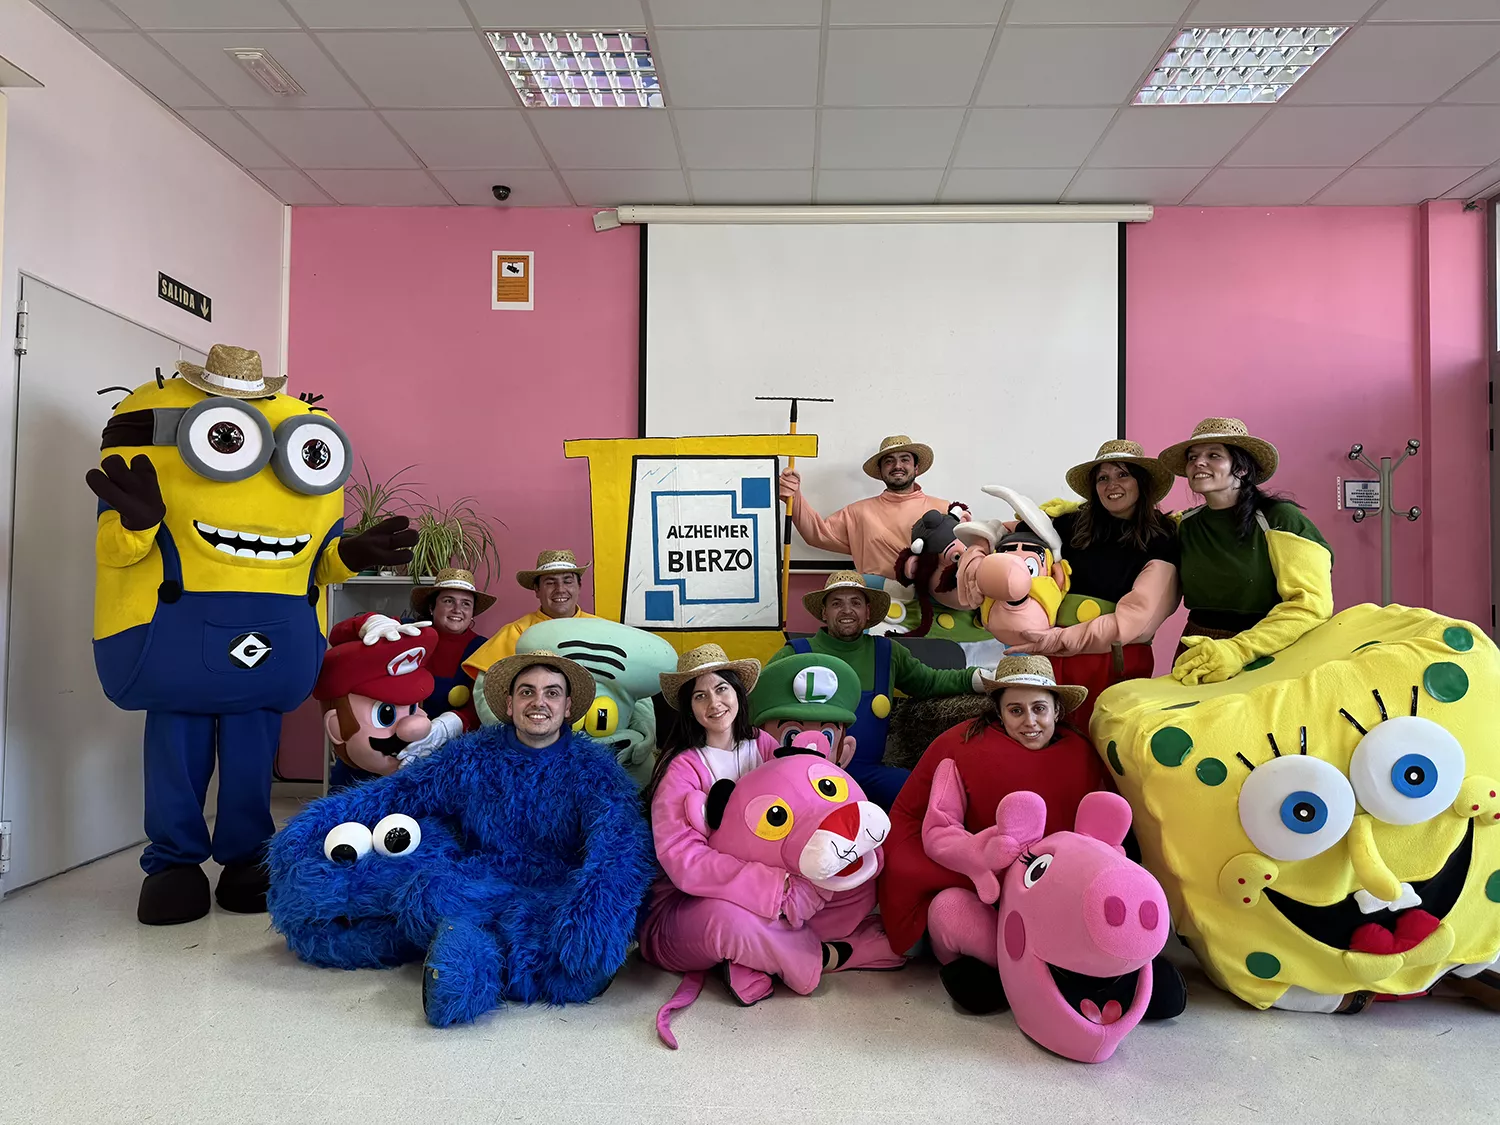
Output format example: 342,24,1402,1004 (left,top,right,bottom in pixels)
315,539,357,588
1039,497,1082,519
95,510,158,569
1173,529,1333,685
